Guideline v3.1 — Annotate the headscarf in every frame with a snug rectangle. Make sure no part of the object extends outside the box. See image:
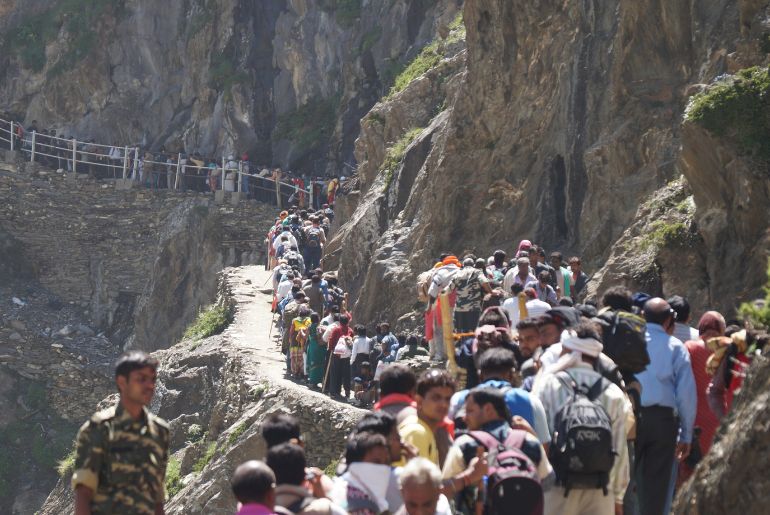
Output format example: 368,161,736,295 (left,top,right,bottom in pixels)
517,240,532,254
544,329,603,374
279,210,289,220
698,311,725,337
442,255,462,268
